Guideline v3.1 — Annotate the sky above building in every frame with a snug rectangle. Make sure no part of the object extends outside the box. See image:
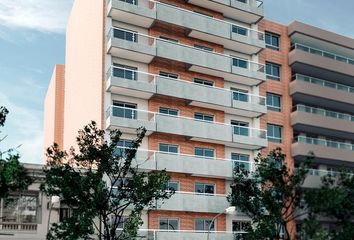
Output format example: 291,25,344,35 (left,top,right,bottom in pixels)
0,0,353,164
